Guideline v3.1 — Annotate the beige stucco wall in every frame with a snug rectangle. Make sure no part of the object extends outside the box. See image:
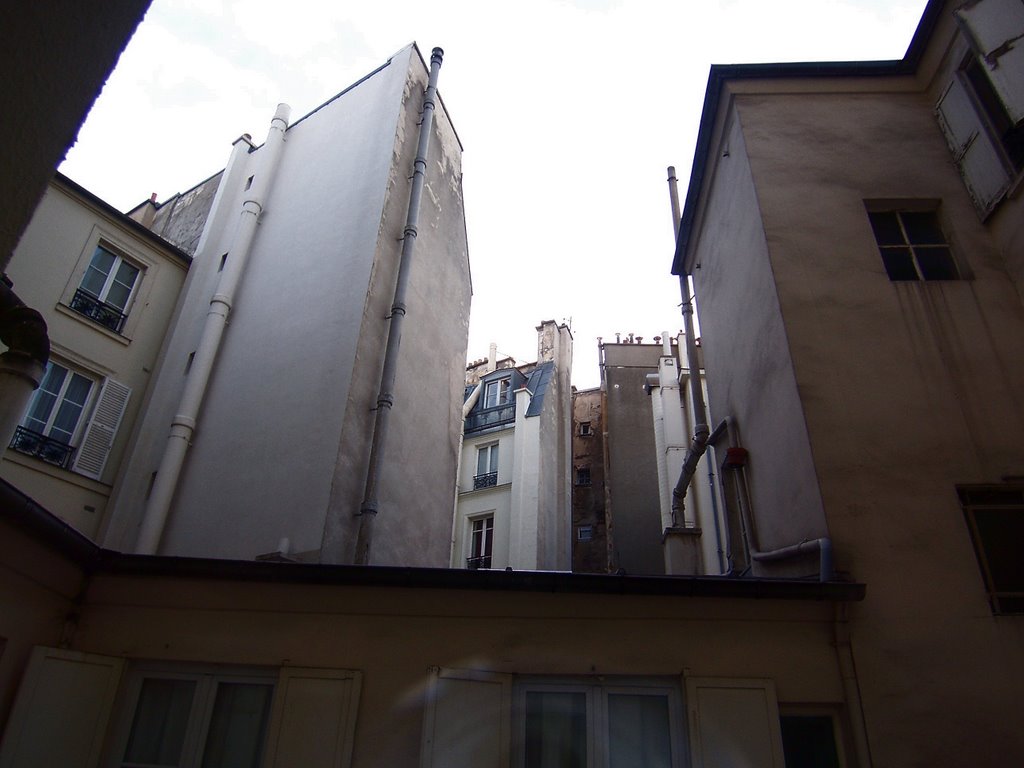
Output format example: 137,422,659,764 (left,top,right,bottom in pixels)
1,181,188,538
687,59,1024,764
454,427,514,569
